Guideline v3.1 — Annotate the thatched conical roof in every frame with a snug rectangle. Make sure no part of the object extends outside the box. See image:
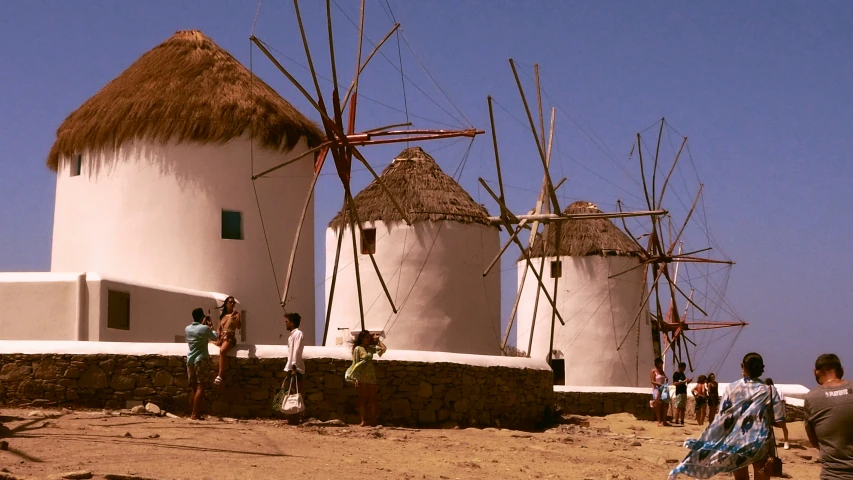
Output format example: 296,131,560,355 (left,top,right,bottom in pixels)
328,146,493,229
522,201,642,259
46,30,324,170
